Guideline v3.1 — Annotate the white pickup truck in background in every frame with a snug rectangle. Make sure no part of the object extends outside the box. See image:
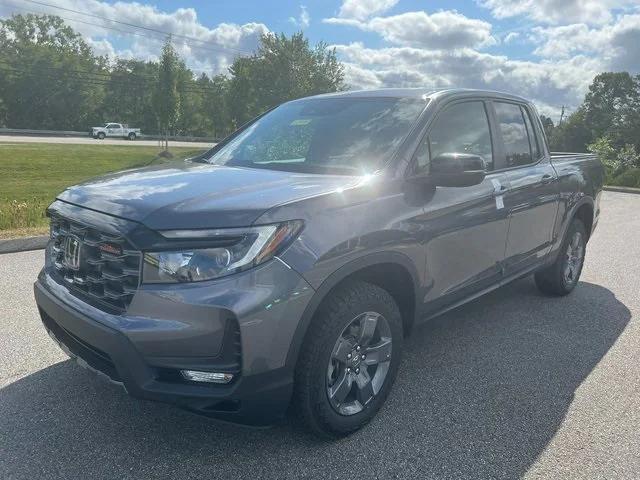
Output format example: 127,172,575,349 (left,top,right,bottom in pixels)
91,123,141,140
